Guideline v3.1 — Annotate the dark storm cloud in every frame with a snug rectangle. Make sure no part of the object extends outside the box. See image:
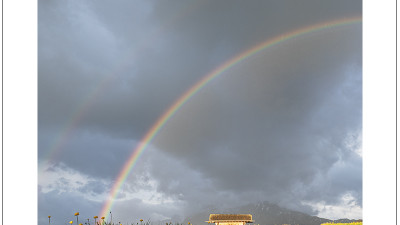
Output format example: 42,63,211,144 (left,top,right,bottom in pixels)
38,0,362,138
150,24,362,214
38,0,206,139
38,0,362,223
